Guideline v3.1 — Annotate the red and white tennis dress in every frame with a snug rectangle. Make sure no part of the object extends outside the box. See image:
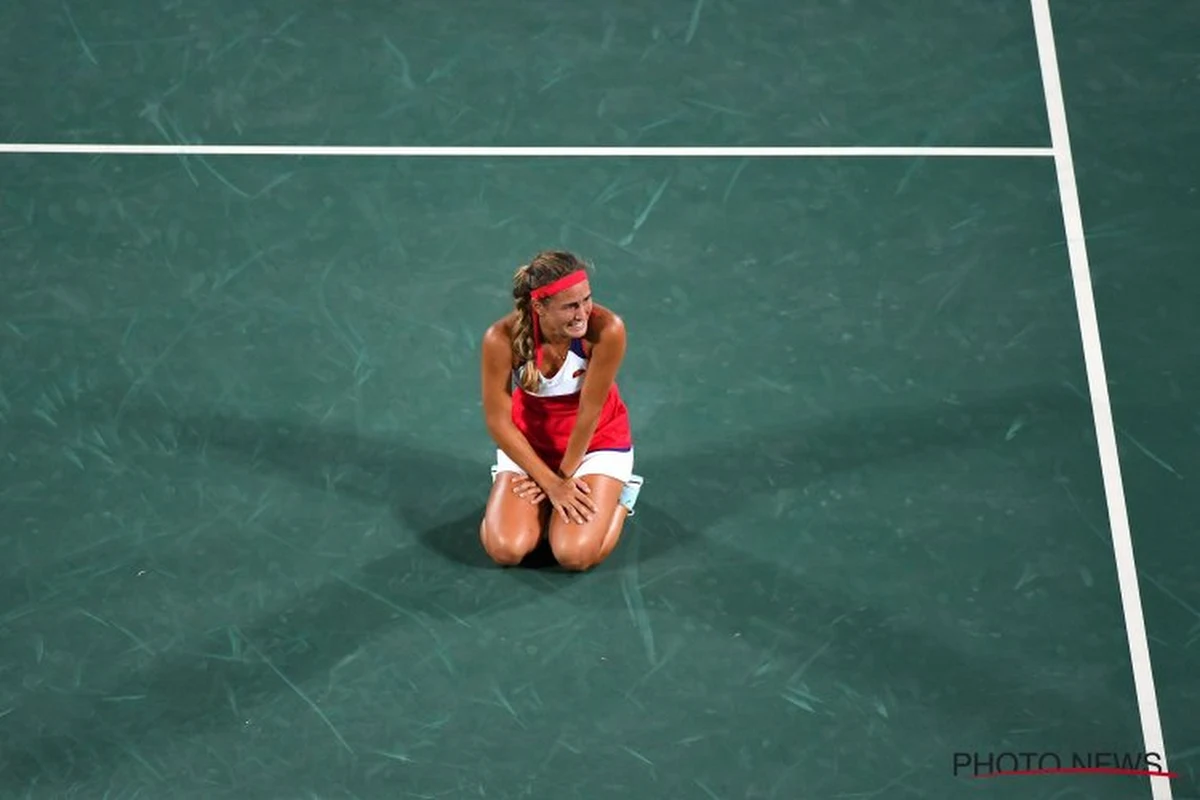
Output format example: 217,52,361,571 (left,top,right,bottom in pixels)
496,336,634,481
